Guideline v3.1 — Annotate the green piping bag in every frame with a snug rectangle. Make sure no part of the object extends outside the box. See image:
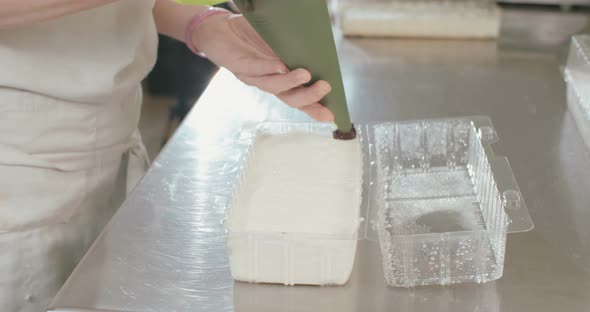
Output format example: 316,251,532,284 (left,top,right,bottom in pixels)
233,0,354,138
175,0,355,138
